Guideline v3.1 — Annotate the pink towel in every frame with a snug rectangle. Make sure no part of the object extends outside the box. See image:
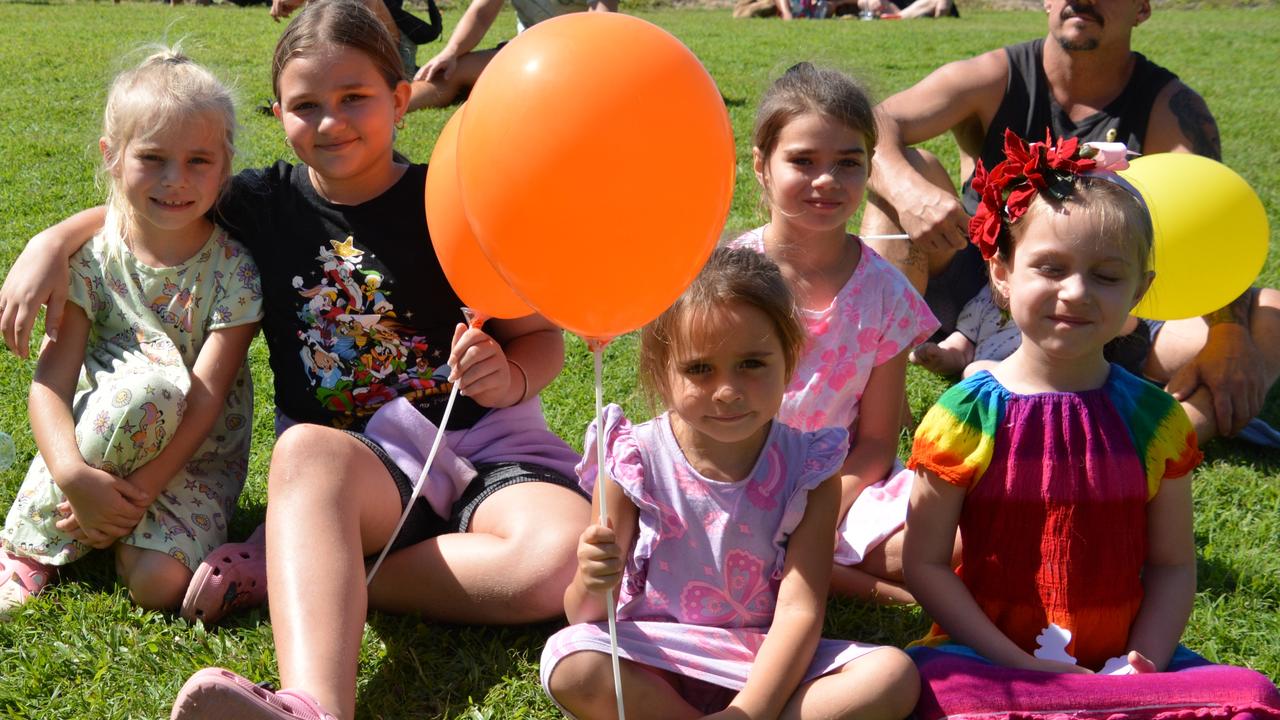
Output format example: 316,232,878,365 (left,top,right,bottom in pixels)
913,648,1280,720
